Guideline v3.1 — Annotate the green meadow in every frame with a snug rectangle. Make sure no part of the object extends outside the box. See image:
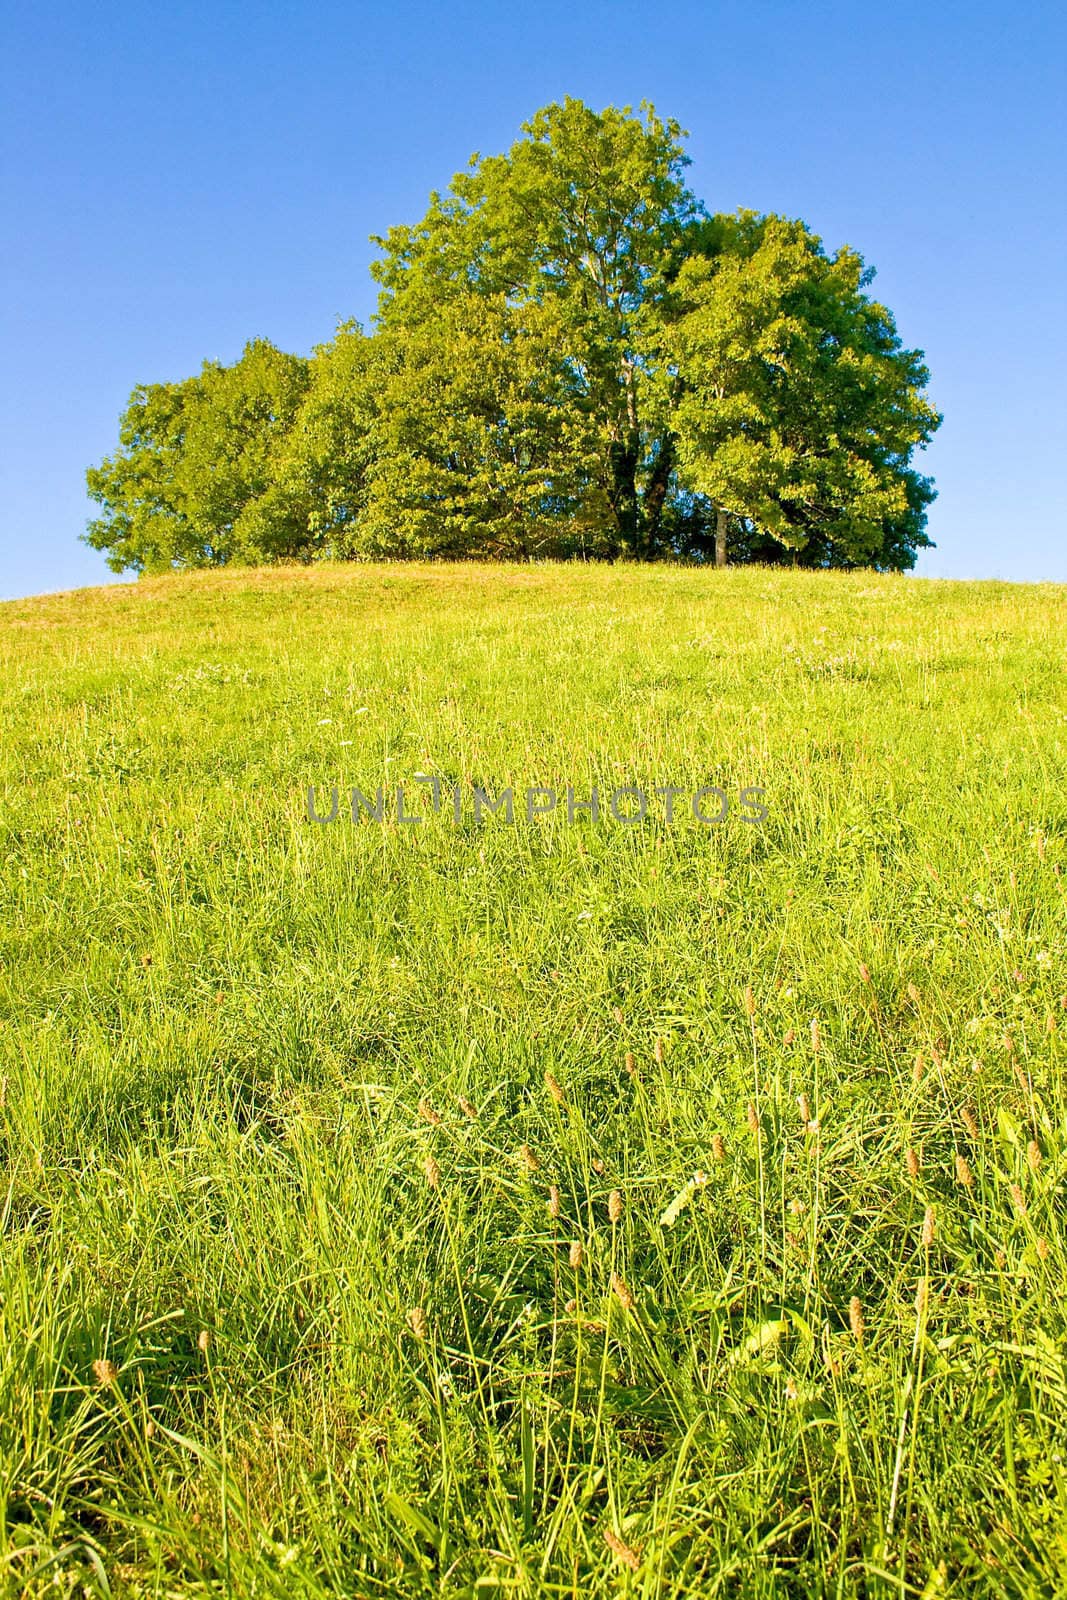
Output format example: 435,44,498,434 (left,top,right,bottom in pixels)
1,561,1066,1598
